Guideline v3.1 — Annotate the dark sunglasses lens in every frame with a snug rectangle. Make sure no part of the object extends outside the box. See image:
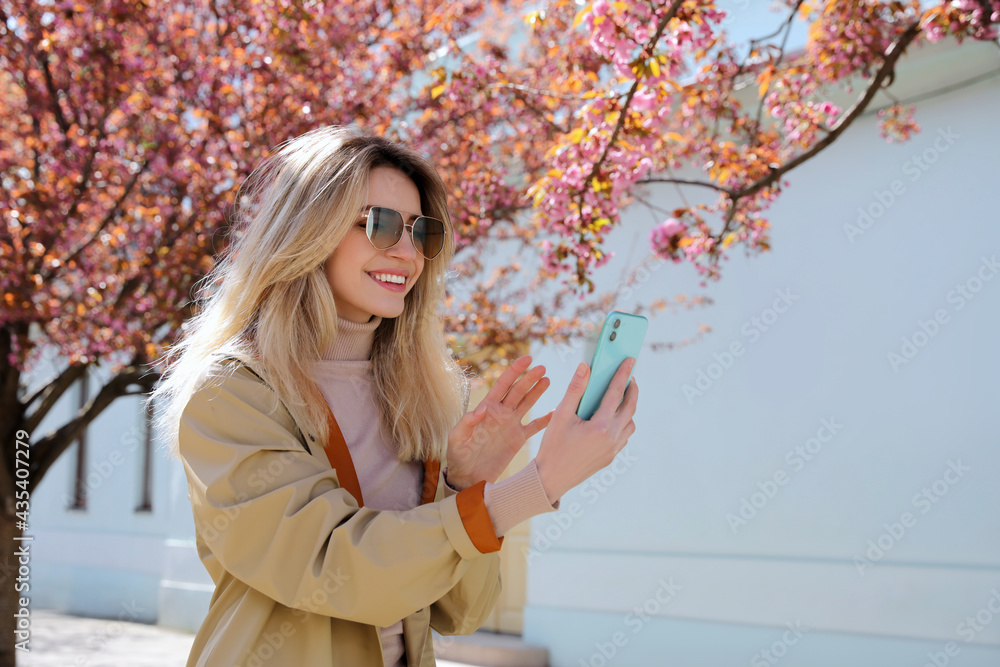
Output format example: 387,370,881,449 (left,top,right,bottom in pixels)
414,217,445,259
368,207,403,249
